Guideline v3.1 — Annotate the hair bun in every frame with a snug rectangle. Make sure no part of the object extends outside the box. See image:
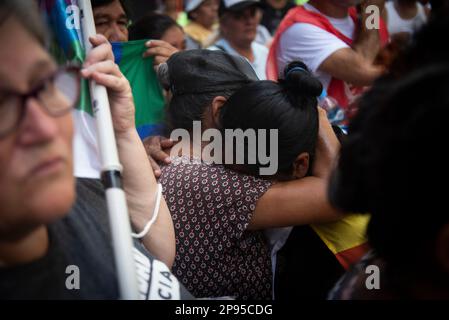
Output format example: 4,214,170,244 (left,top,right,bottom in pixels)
283,61,323,98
